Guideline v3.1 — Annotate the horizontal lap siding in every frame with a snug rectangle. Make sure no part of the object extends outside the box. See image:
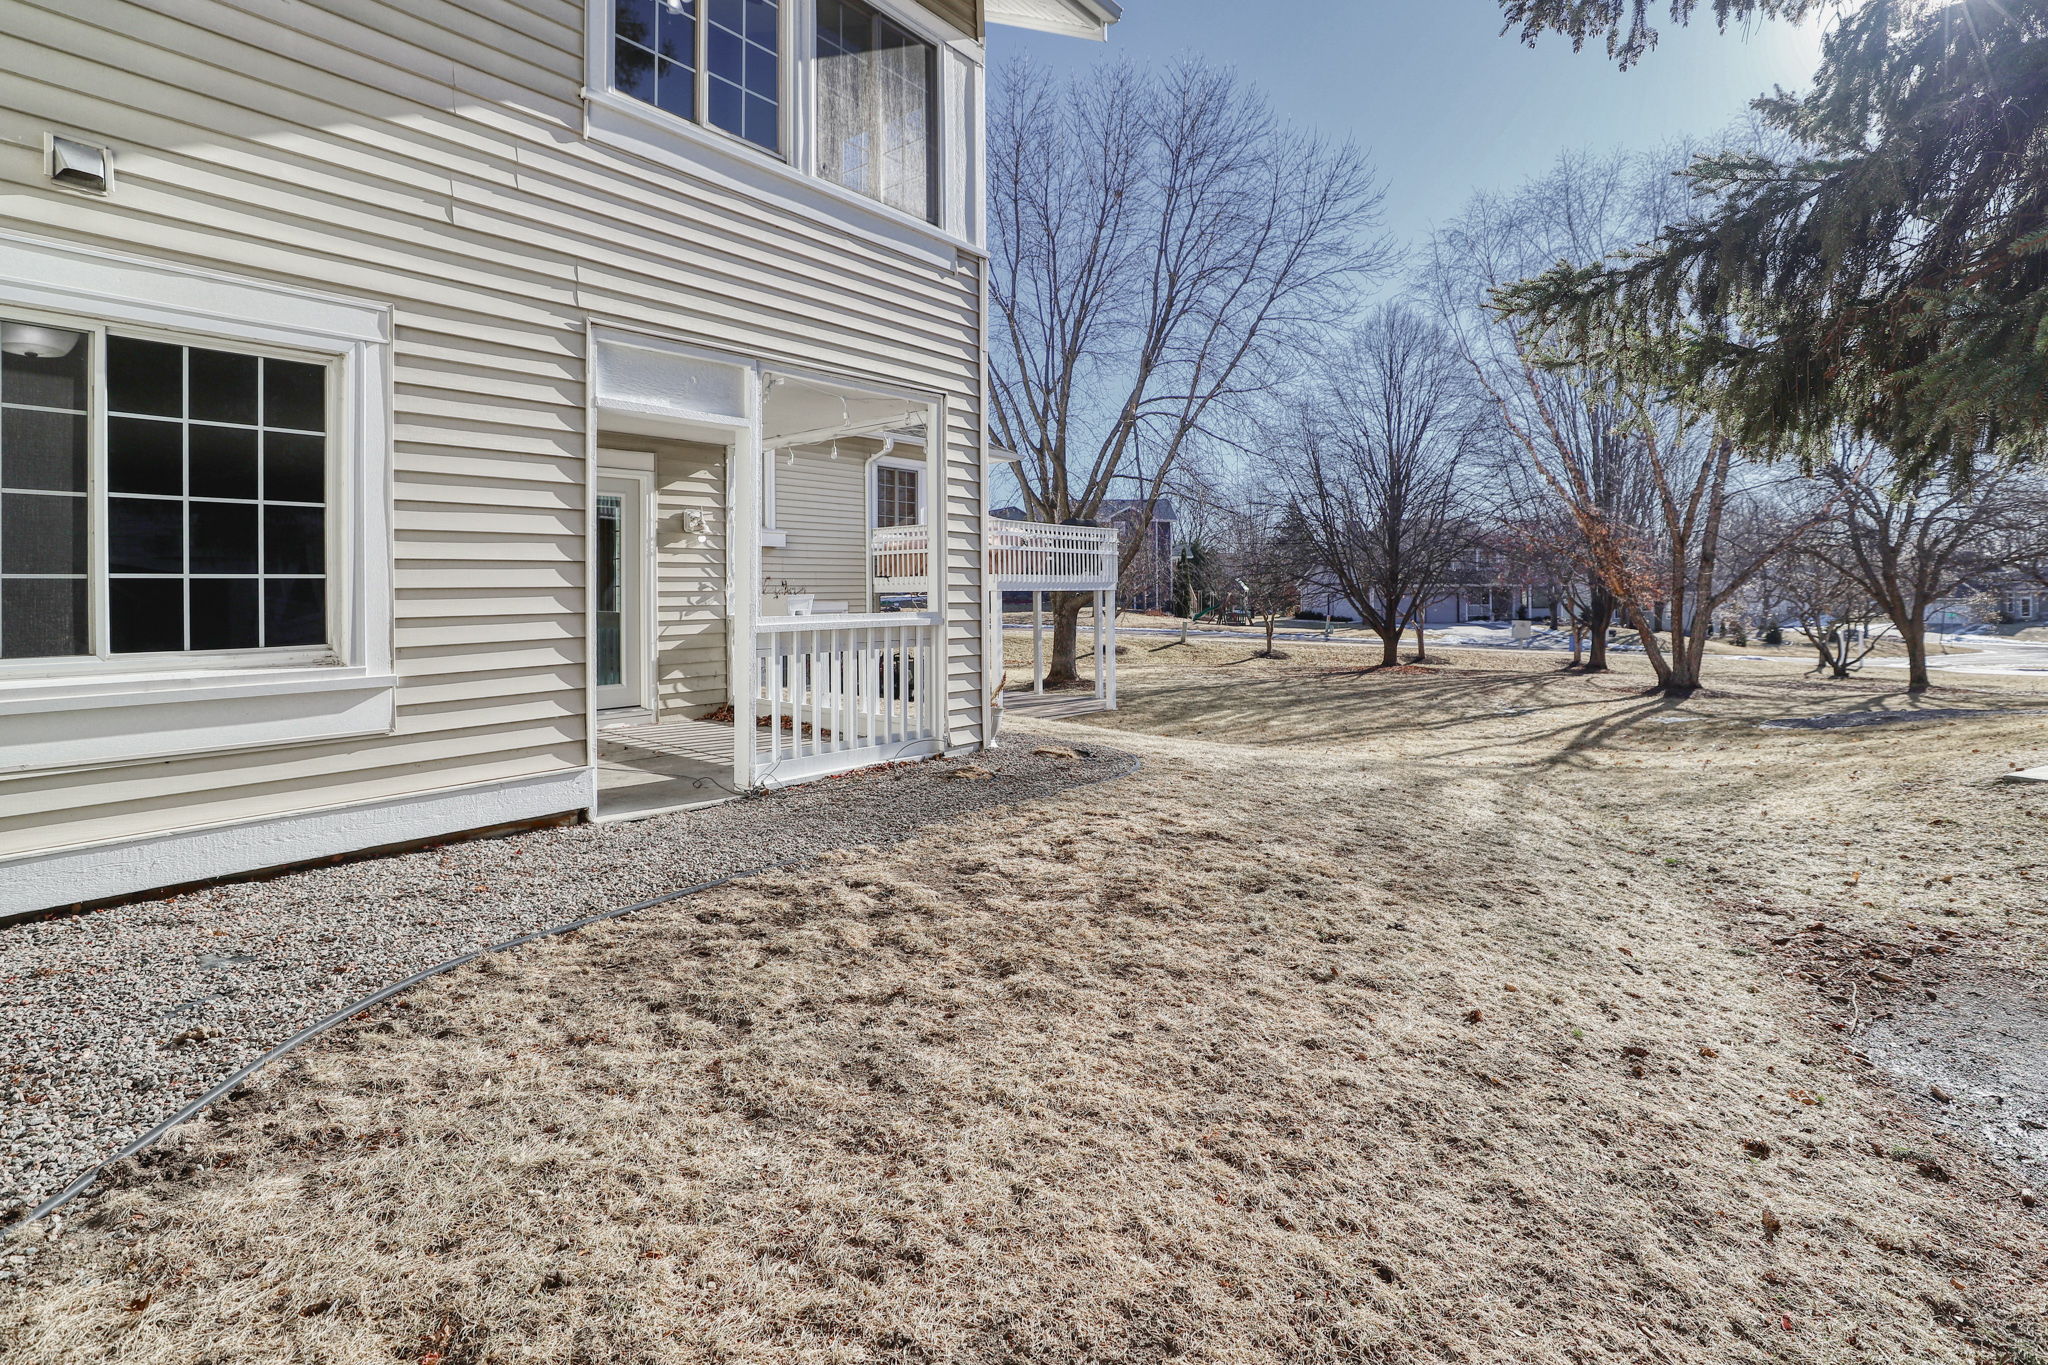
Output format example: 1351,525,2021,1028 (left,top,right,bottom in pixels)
648,440,730,721
771,446,873,609
0,0,985,863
